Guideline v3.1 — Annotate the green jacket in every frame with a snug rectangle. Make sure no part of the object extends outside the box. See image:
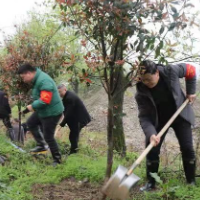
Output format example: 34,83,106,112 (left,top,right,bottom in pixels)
31,68,64,118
